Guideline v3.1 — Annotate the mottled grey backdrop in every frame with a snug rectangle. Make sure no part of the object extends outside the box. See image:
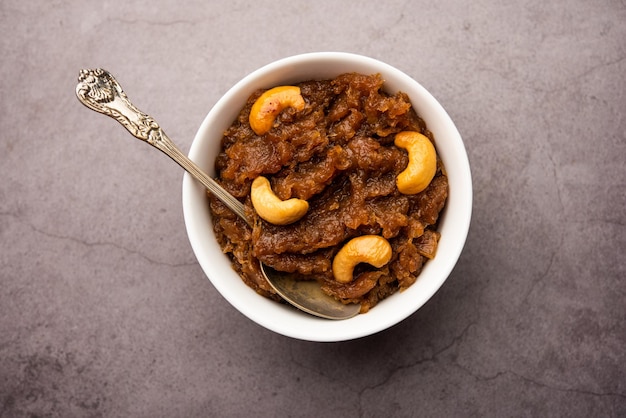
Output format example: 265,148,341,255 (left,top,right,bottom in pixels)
1,0,624,417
